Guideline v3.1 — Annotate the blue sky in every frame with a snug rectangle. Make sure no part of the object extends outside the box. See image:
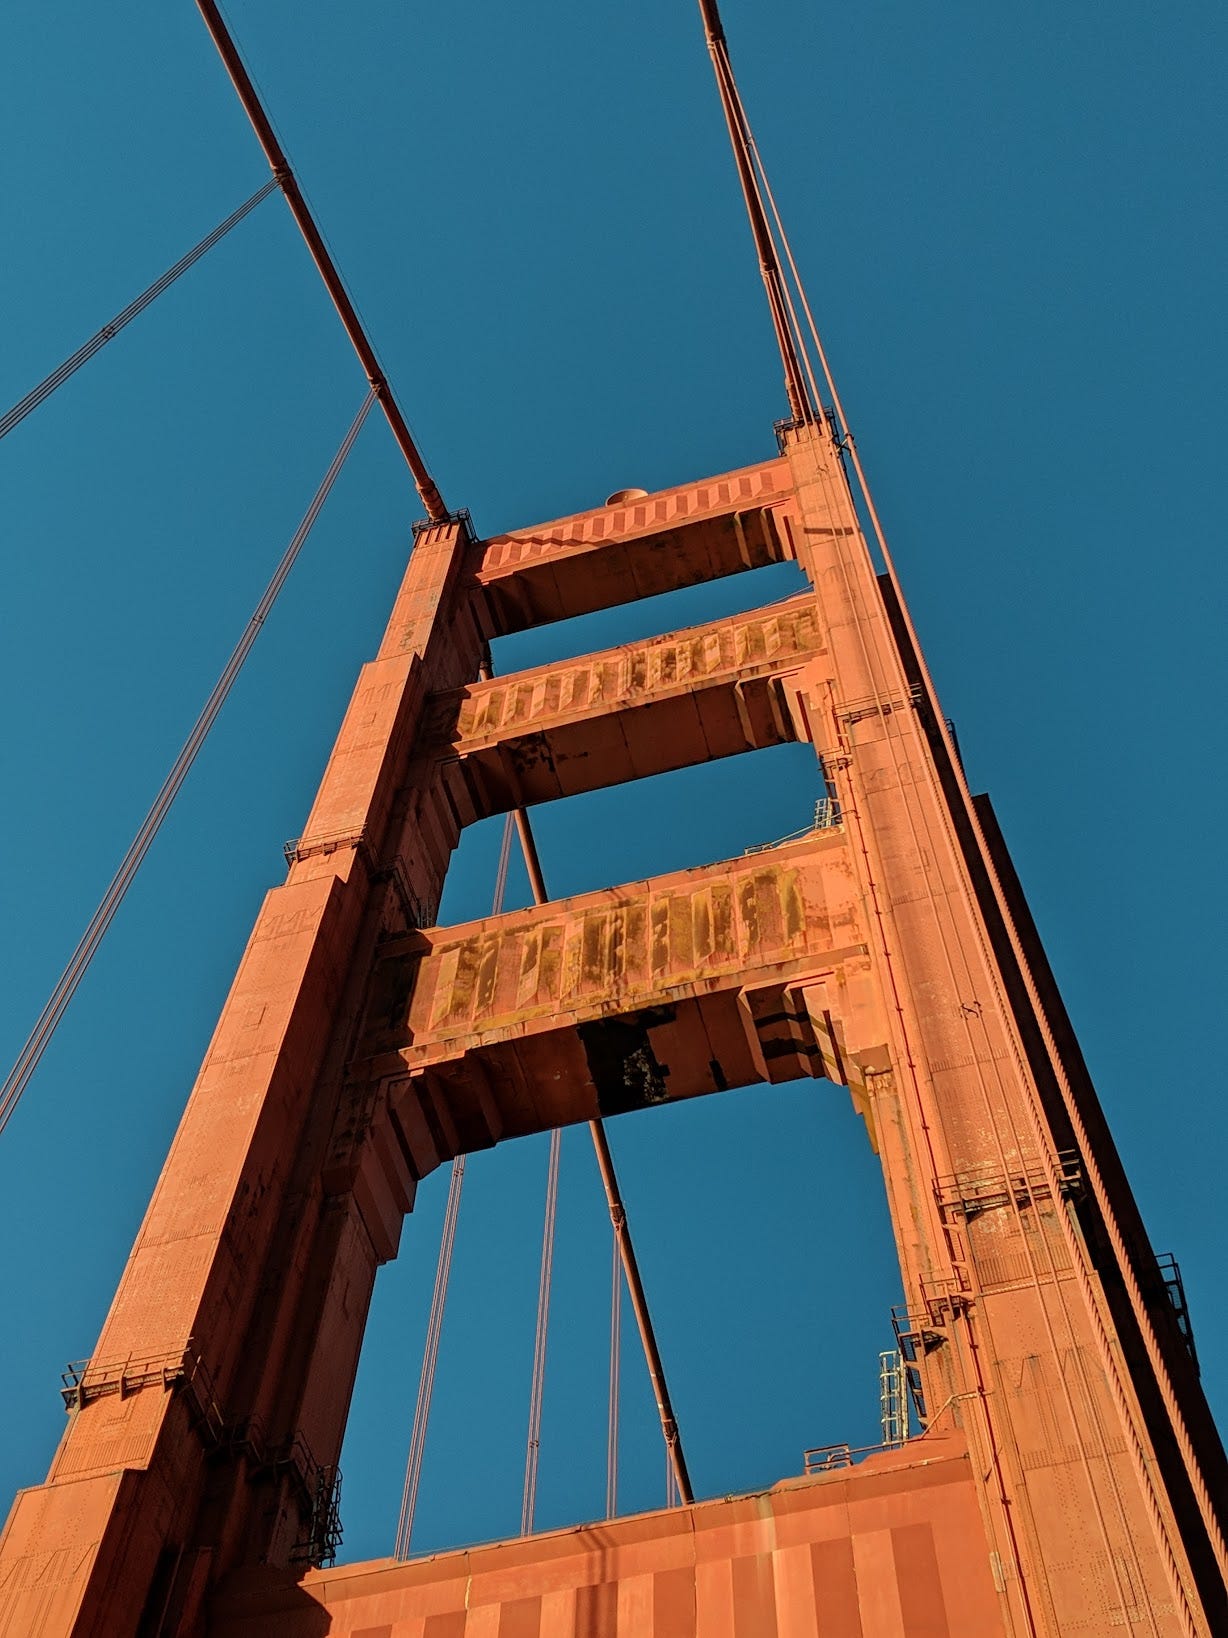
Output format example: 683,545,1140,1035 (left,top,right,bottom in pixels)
1,0,1225,1566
